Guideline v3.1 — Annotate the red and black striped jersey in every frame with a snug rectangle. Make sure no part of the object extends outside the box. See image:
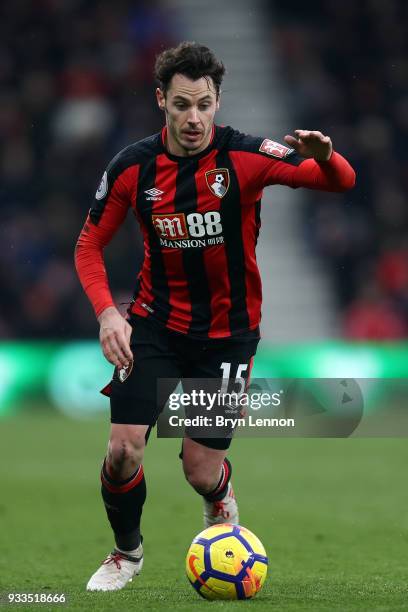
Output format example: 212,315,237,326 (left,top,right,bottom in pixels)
75,125,355,338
